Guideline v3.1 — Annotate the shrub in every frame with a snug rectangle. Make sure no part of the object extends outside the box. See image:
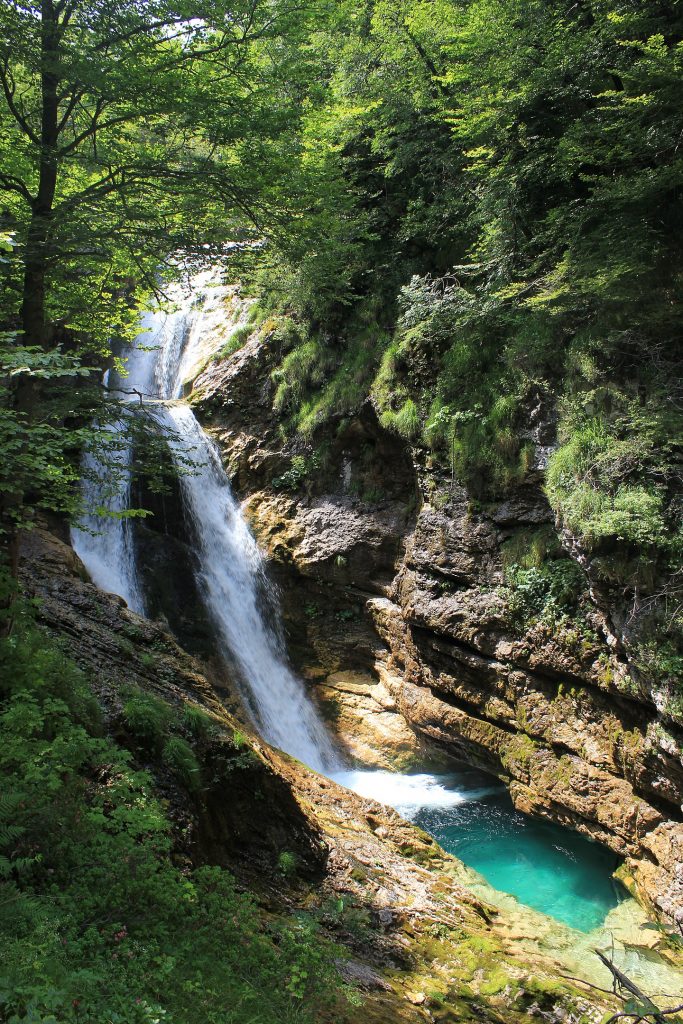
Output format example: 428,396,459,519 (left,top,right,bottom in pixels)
278,851,298,877
272,452,321,492
546,402,676,556
0,622,348,1024
380,398,421,439
122,691,172,748
503,559,586,626
162,736,202,790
